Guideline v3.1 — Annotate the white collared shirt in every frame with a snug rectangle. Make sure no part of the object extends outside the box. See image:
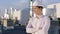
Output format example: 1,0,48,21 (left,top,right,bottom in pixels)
26,15,50,34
